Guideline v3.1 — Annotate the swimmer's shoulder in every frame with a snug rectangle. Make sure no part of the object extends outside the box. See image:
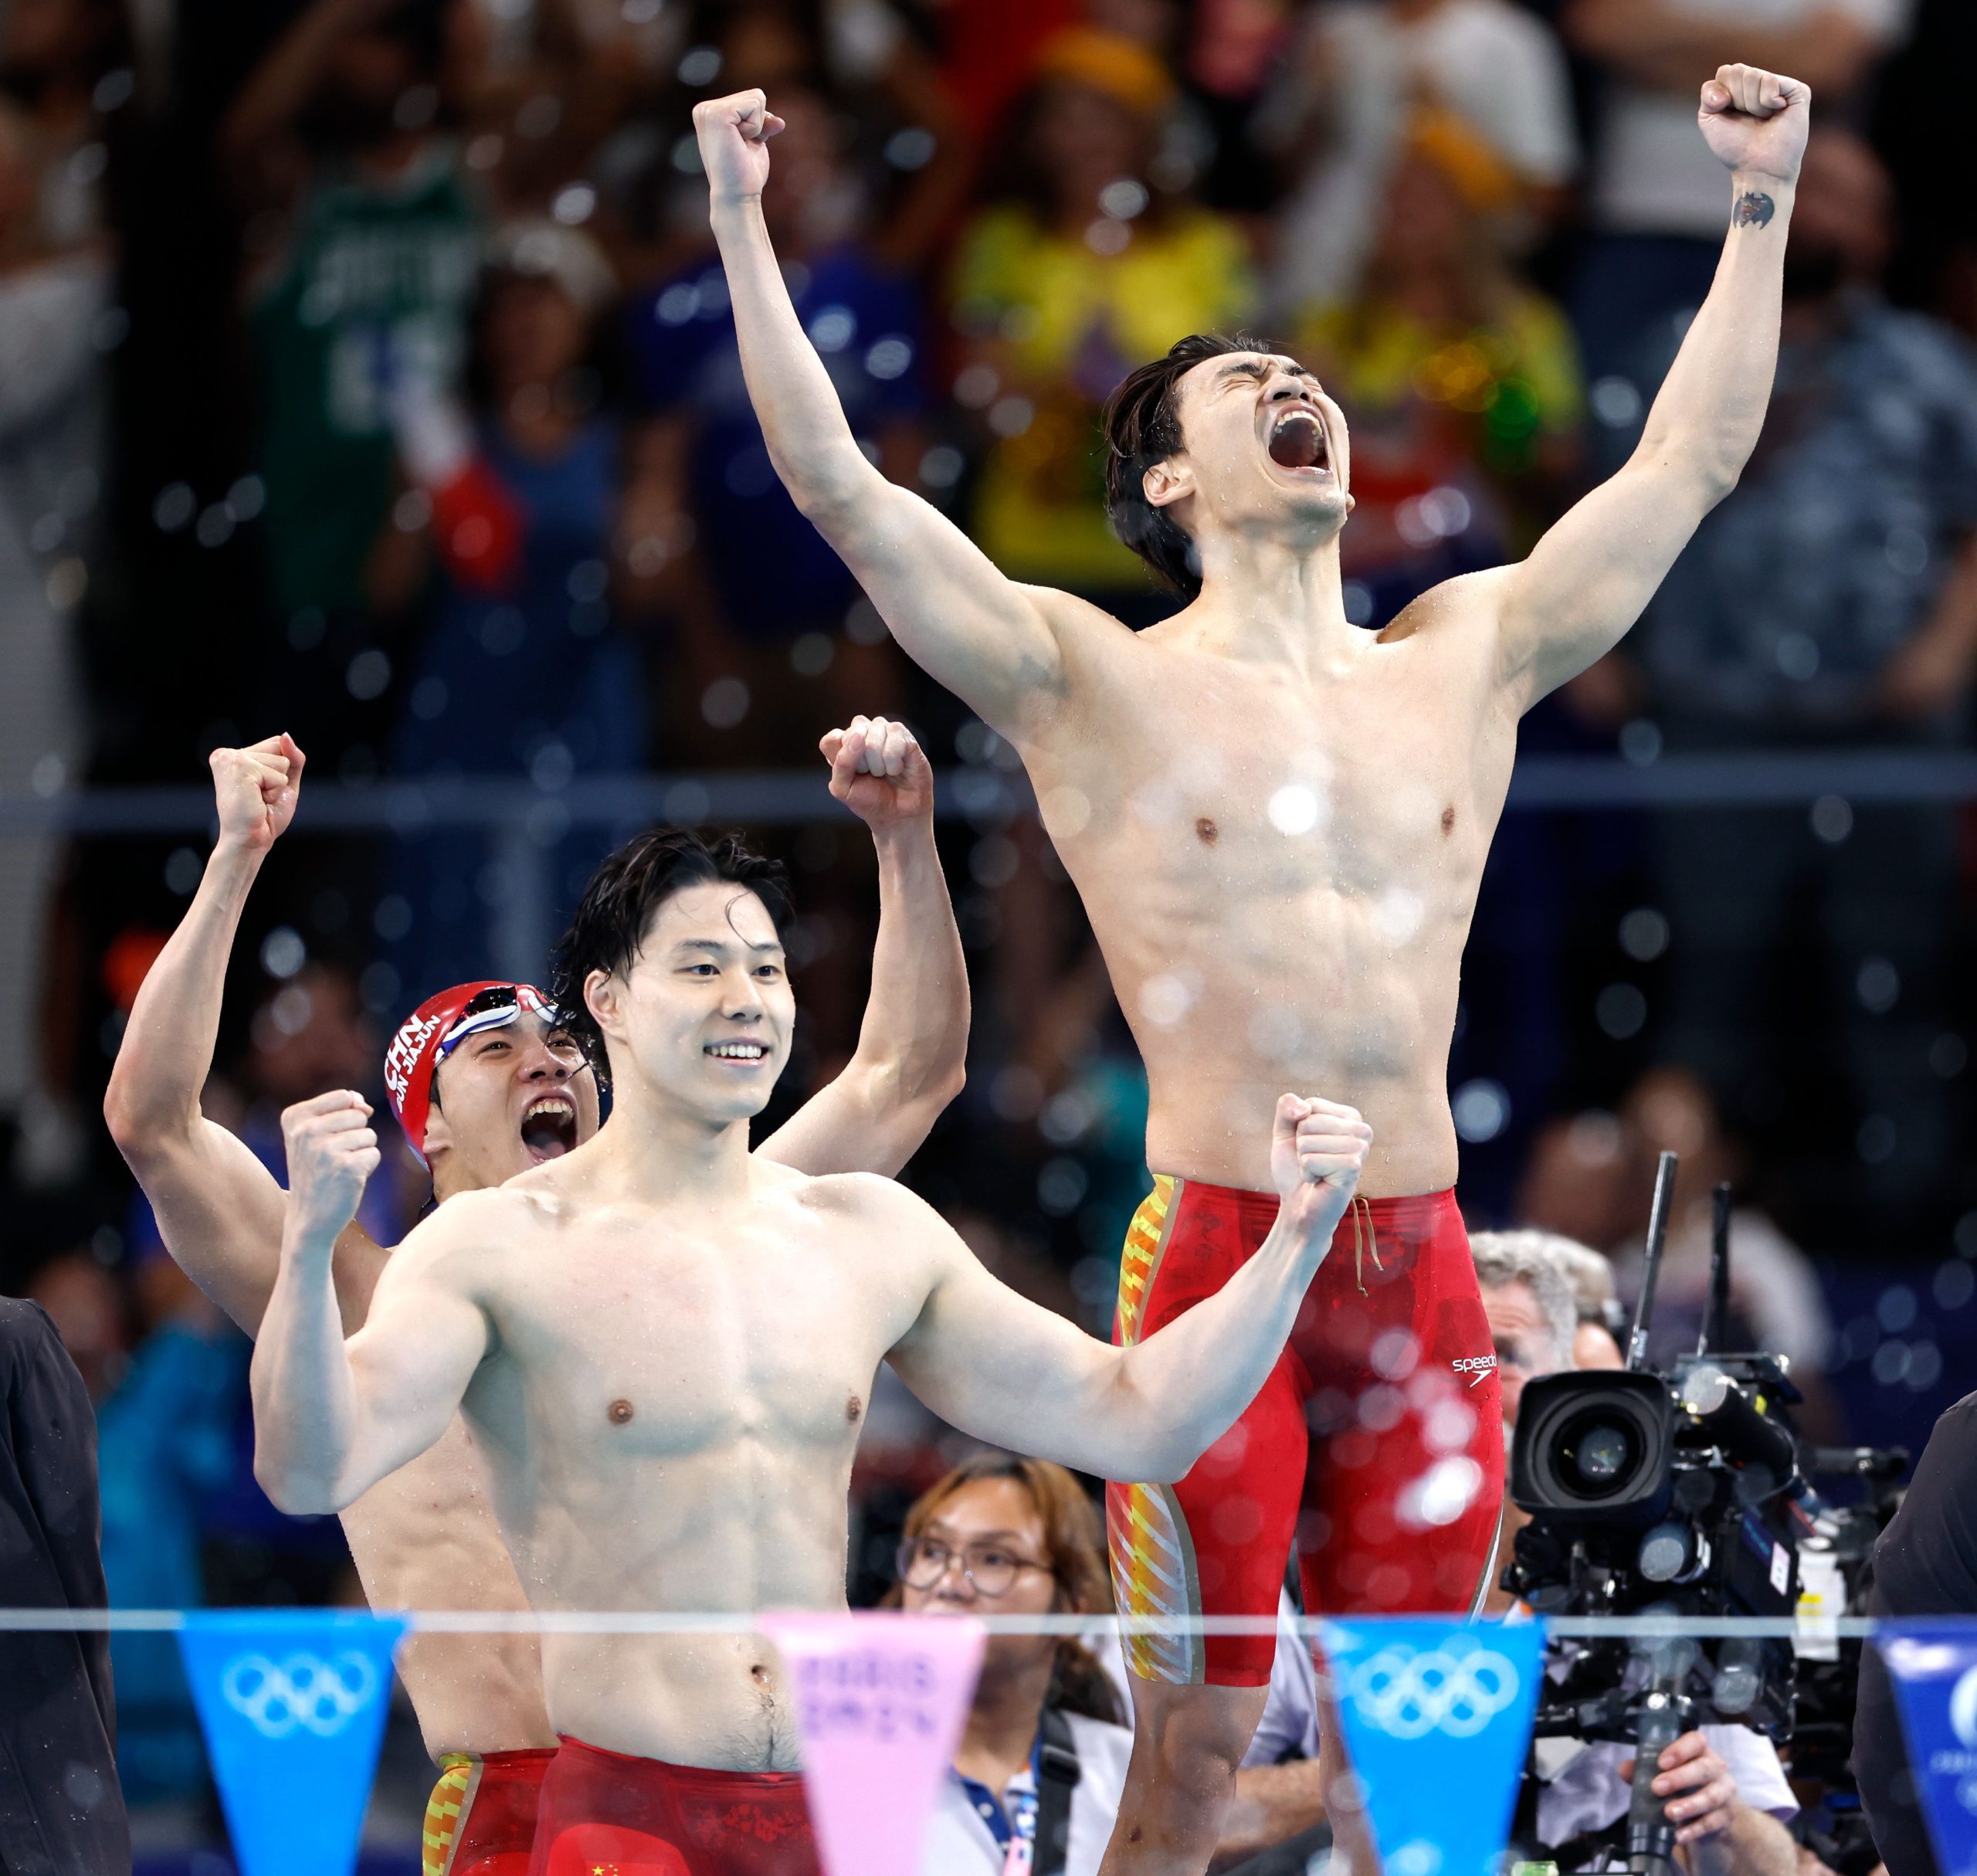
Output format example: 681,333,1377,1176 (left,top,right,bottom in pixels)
775,1165,945,1234
403,1182,562,1273
1380,566,1516,647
